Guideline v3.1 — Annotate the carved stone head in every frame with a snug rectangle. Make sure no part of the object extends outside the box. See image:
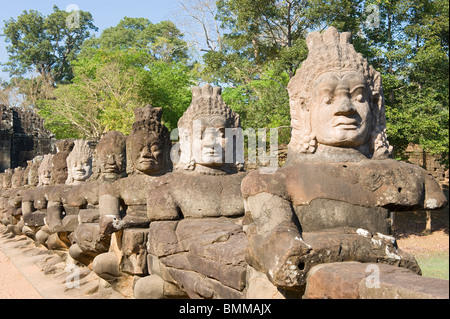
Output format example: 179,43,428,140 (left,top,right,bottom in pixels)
176,84,242,172
287,27,392,160
66,140,93,185
95,131,127,181
38,154,53,186
2,169,13,189
126,105,171,175
51,140,74,185
28,155,43,186
11,167,25,189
